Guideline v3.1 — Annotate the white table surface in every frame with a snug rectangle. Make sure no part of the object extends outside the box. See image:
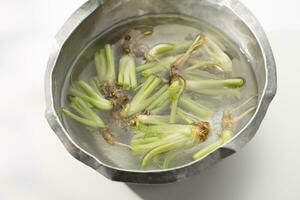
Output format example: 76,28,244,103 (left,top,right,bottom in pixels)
0,0,299,199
